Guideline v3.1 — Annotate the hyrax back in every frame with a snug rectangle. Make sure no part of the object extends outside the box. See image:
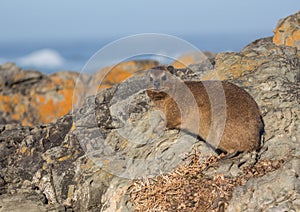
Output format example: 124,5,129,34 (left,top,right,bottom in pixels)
146,68,263,154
